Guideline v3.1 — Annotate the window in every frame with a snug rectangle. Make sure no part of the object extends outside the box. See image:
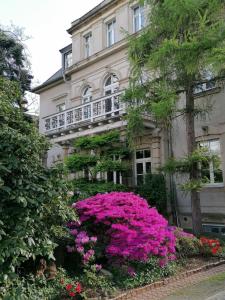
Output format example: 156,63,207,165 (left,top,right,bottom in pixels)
84,33,92,58
199,139,223,185
194,70,216,94
133,5,145,32
135,149,151,185
104,74,119,95
104,74,119,114
107,155,122,184
82,86,92,119
107,20,116,47
56,103,65,112
64,51,72,69
82,86,92,104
